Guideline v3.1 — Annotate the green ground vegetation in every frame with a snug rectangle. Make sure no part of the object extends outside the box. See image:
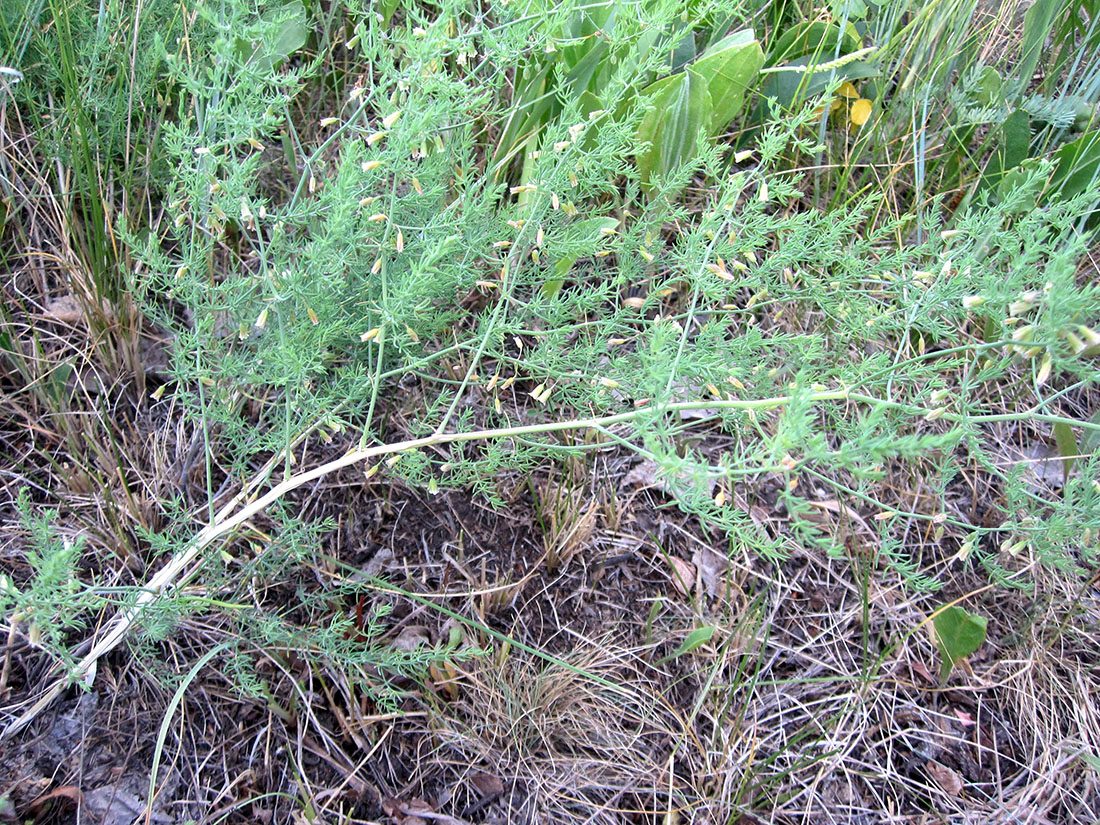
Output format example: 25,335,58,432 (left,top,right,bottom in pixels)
2,0,1100,821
